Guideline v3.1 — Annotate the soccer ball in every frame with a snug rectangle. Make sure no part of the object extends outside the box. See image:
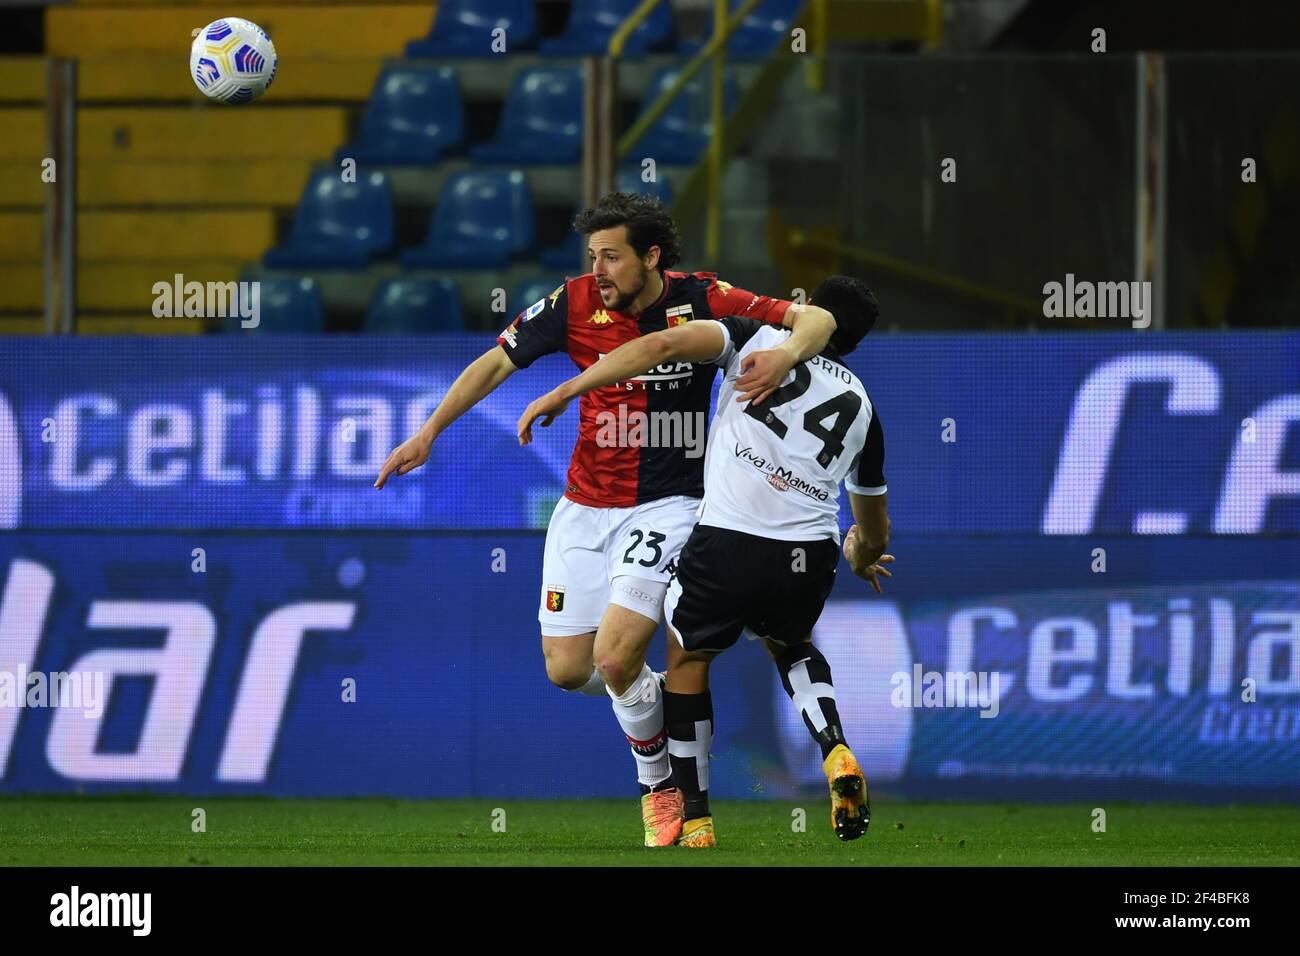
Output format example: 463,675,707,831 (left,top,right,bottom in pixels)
190,17,277,104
